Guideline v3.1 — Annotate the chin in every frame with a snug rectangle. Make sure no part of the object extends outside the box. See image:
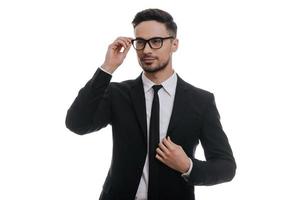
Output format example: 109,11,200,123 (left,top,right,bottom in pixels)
141,63,154,70
139,59,169,73
142,66,162,73
142,66,154,72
